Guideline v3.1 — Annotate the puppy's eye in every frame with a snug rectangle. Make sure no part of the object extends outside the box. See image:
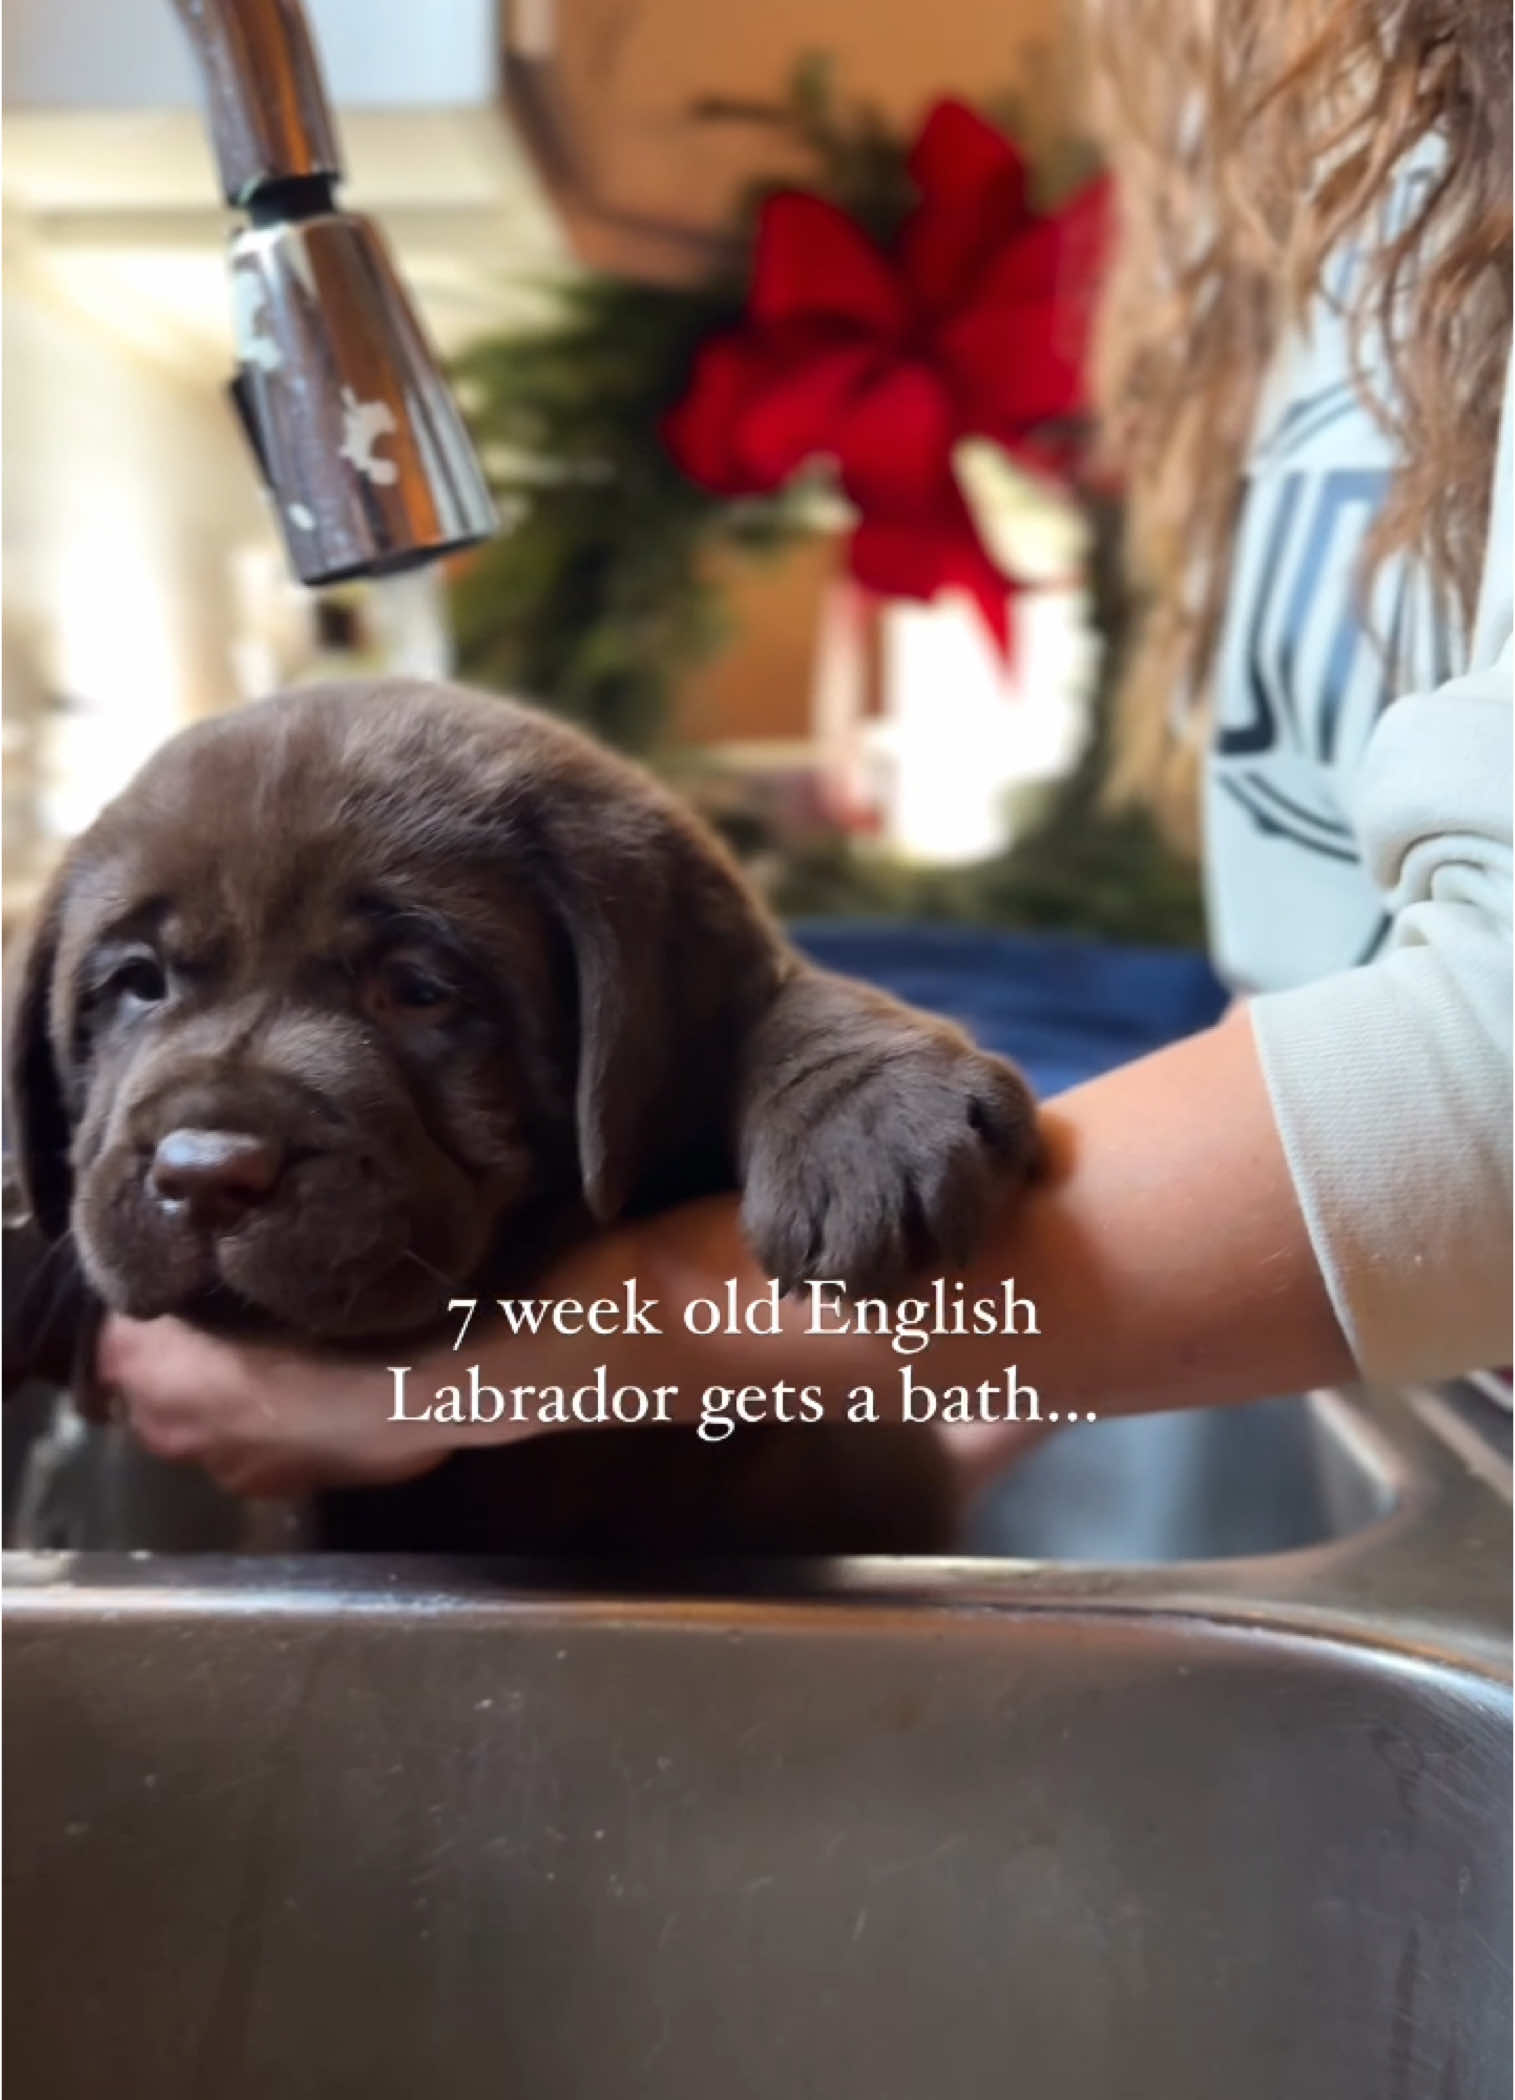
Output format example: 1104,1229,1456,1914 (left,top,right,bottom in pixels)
368,955,459,1023
108,953,167,1007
